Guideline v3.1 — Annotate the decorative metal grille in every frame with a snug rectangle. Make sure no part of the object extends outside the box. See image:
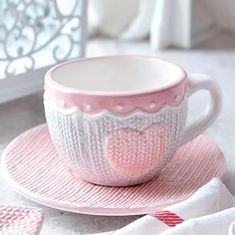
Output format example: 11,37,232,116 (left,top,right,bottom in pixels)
0,0,87,79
